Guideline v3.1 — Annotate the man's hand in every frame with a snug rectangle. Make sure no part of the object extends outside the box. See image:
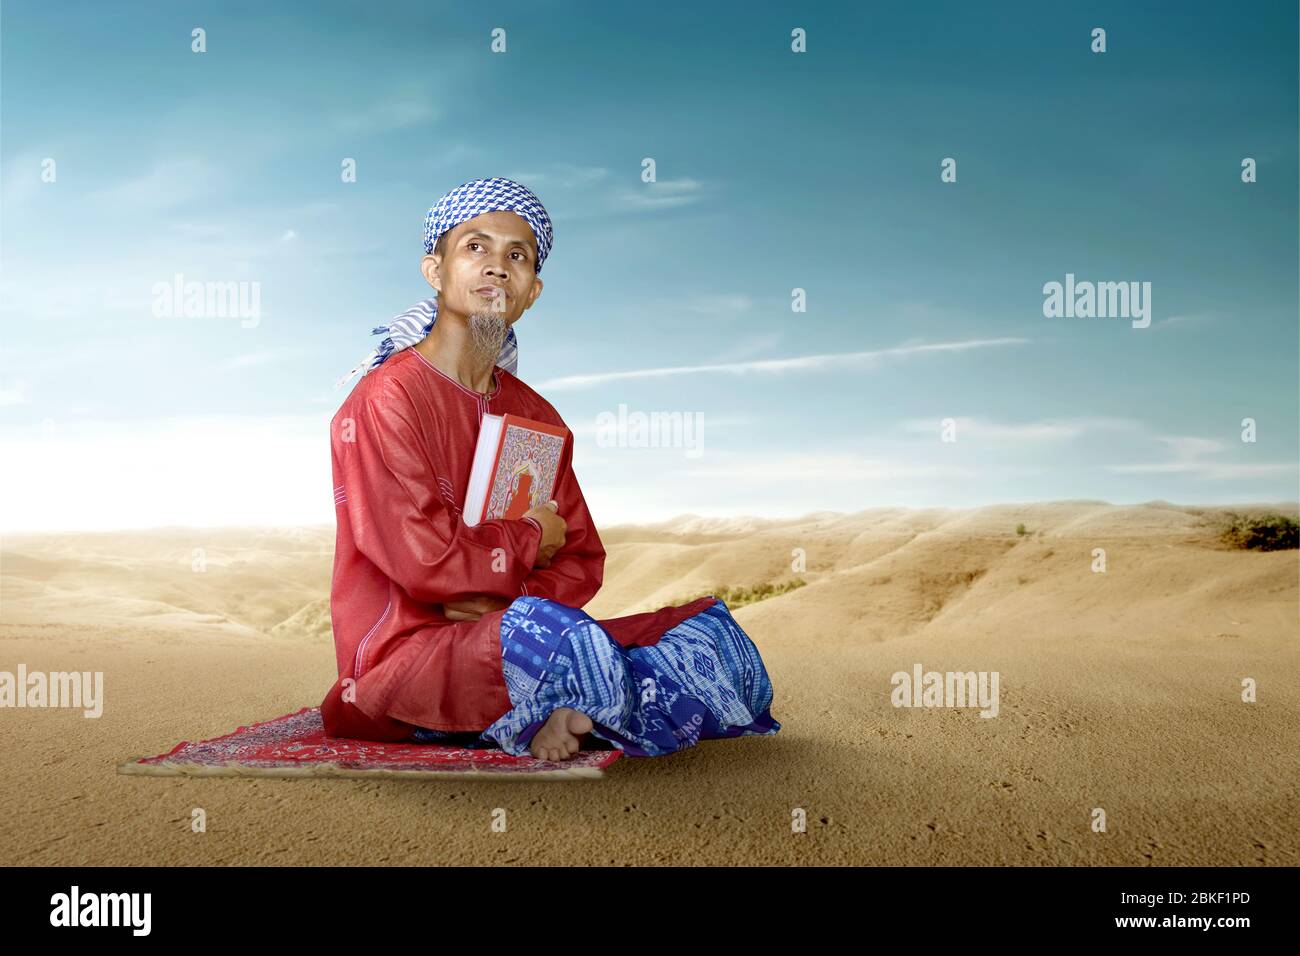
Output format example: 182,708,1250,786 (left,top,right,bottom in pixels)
524,499,567,569
442,594,511,622
440,502,566,620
